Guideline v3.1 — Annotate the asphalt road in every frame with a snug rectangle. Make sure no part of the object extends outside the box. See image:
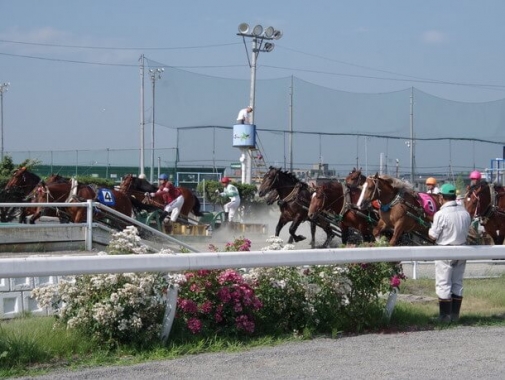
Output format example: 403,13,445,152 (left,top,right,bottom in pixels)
17,326,505,380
